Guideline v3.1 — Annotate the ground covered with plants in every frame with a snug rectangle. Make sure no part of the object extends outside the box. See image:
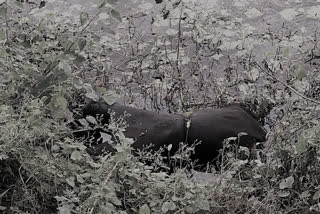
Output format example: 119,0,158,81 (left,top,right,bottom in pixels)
0,0,320,213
